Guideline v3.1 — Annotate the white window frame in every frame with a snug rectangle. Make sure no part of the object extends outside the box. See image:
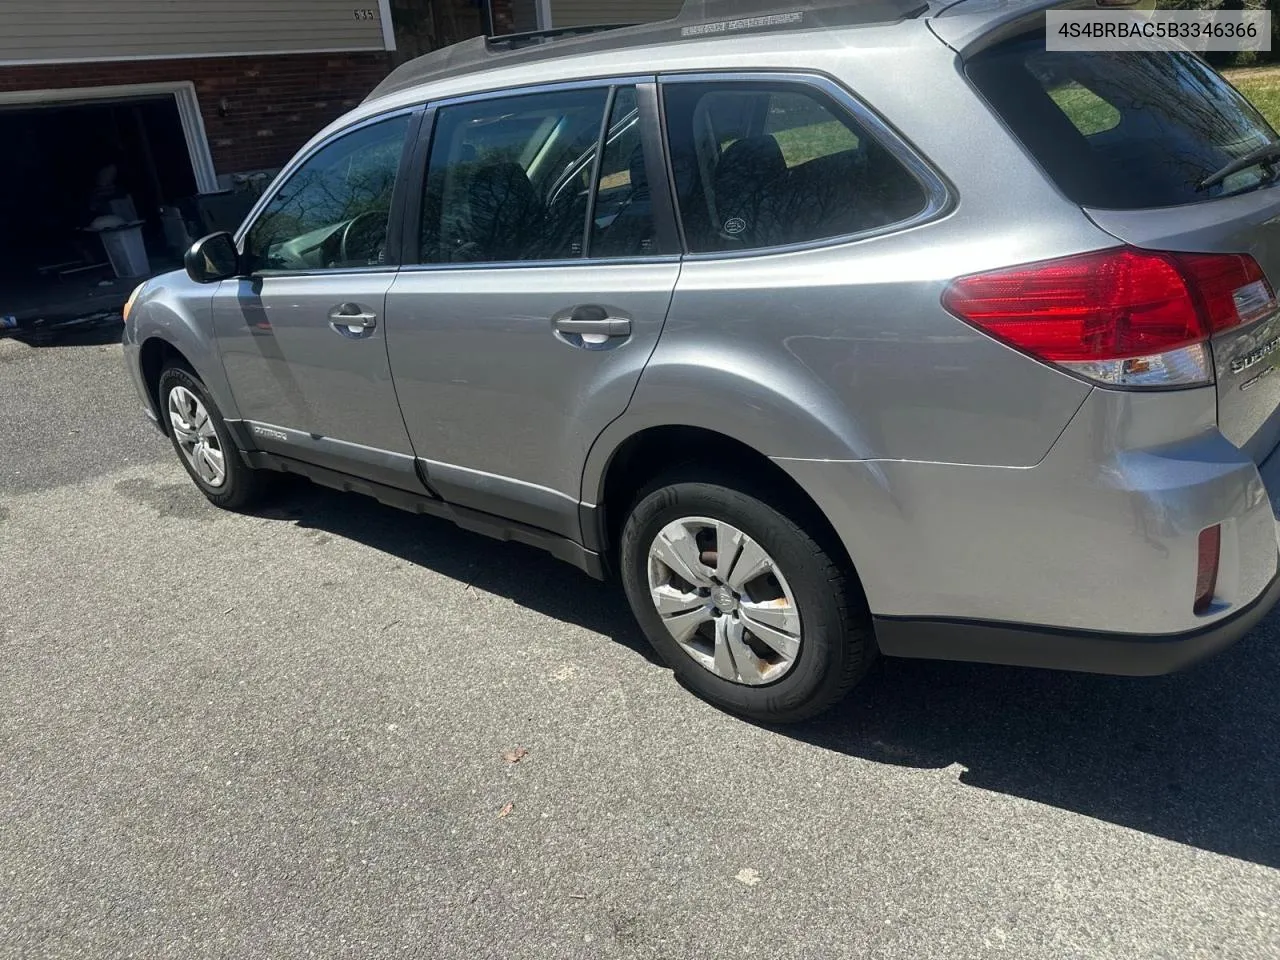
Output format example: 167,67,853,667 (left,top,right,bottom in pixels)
378,0,397,51
0,81,219,194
